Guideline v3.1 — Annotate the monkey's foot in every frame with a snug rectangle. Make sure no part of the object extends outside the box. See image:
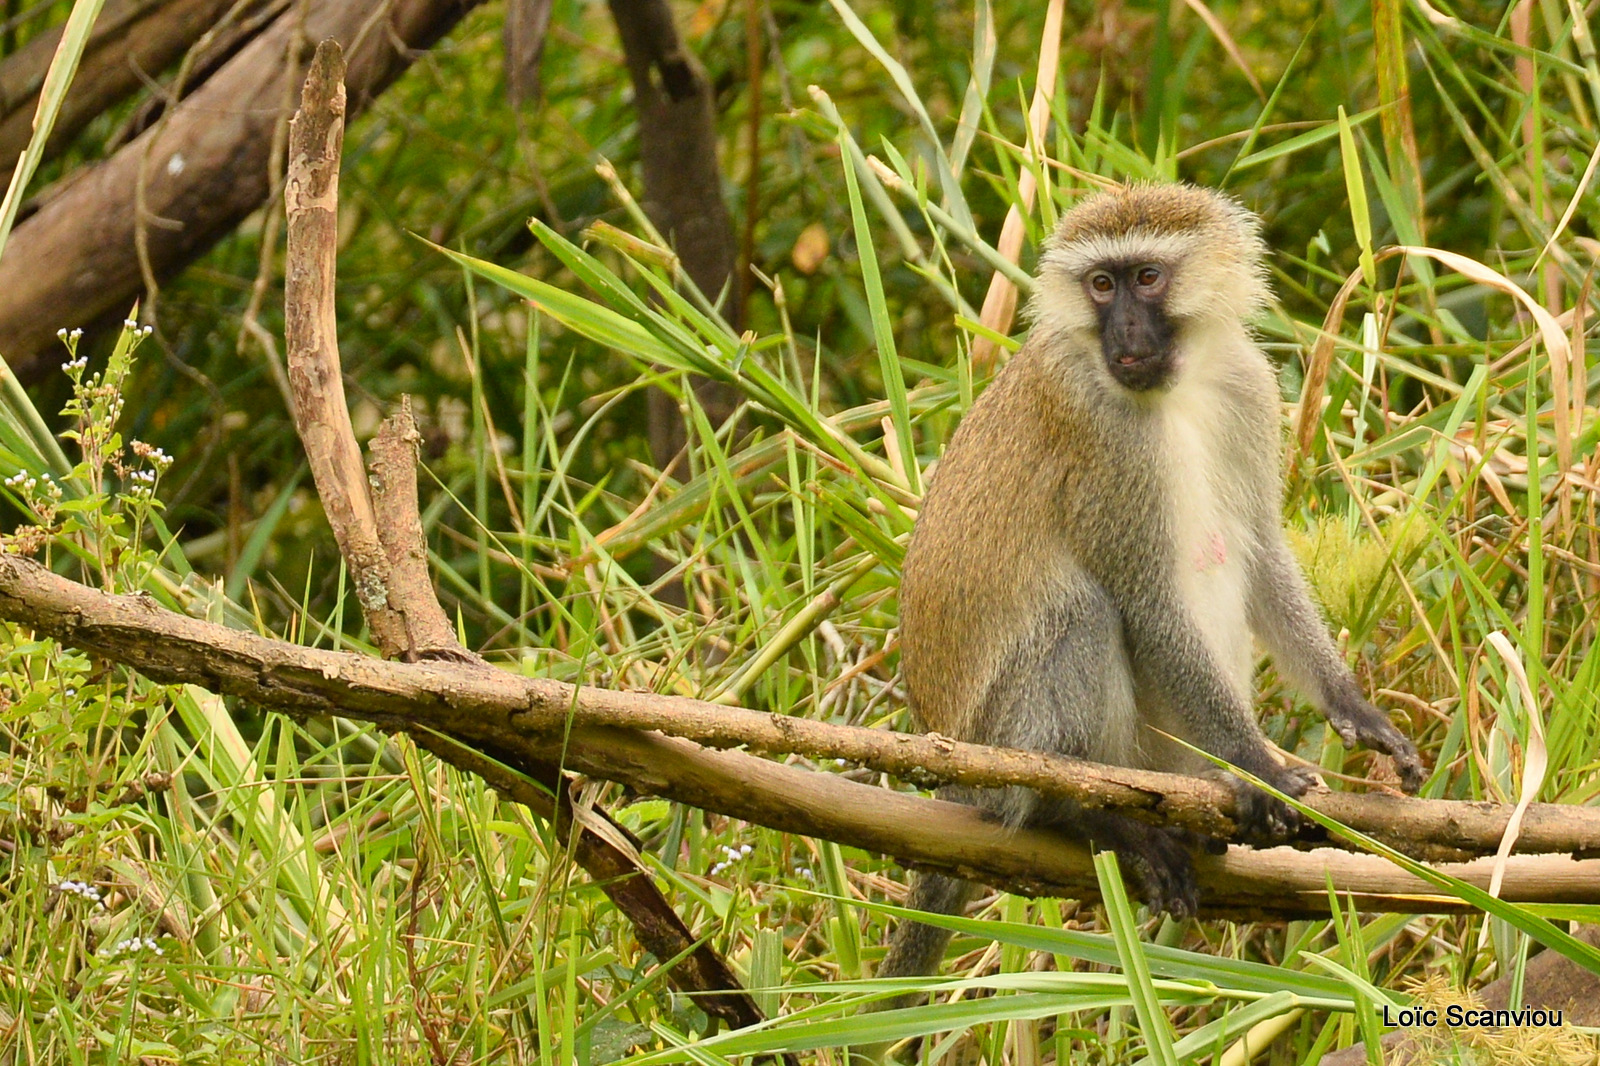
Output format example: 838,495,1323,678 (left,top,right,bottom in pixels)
1083,814,1199,918
1324,694,1427,793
